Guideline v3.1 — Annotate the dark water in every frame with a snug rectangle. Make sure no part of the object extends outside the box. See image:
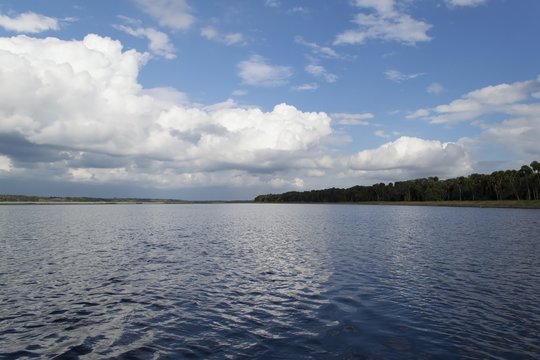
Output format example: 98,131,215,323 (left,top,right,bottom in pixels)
1,204,539,359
